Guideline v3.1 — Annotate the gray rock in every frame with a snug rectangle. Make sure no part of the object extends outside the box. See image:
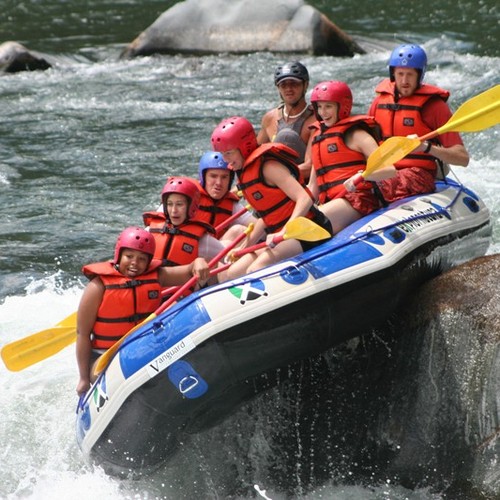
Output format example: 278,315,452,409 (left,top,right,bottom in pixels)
372,254,500,496
0,41,51,73
121,0,364,58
